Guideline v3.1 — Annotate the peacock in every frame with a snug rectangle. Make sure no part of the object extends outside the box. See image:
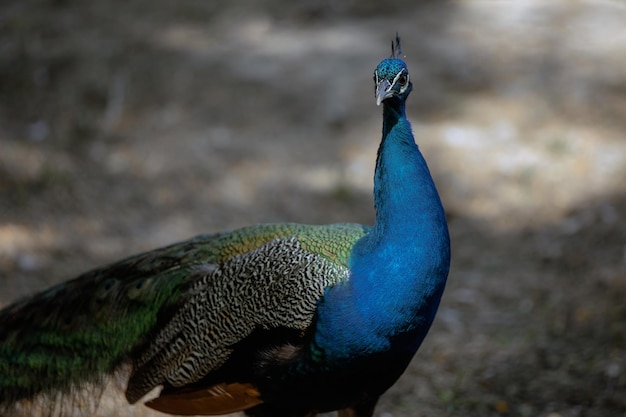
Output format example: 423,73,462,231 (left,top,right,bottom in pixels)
0,36,450,417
